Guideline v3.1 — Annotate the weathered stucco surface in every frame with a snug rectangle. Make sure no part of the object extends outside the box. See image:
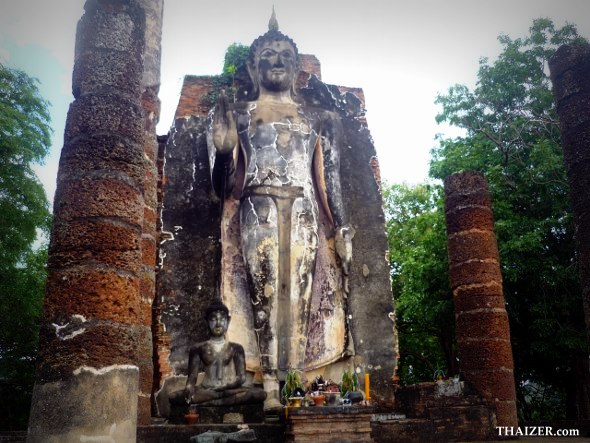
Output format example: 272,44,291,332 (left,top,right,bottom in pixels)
28,367,139,443
156,116,222,376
